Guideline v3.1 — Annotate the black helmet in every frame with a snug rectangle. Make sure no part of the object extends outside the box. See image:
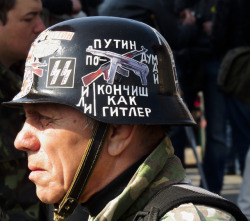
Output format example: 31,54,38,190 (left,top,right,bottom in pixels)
5,16,194,126
4,17,195,220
